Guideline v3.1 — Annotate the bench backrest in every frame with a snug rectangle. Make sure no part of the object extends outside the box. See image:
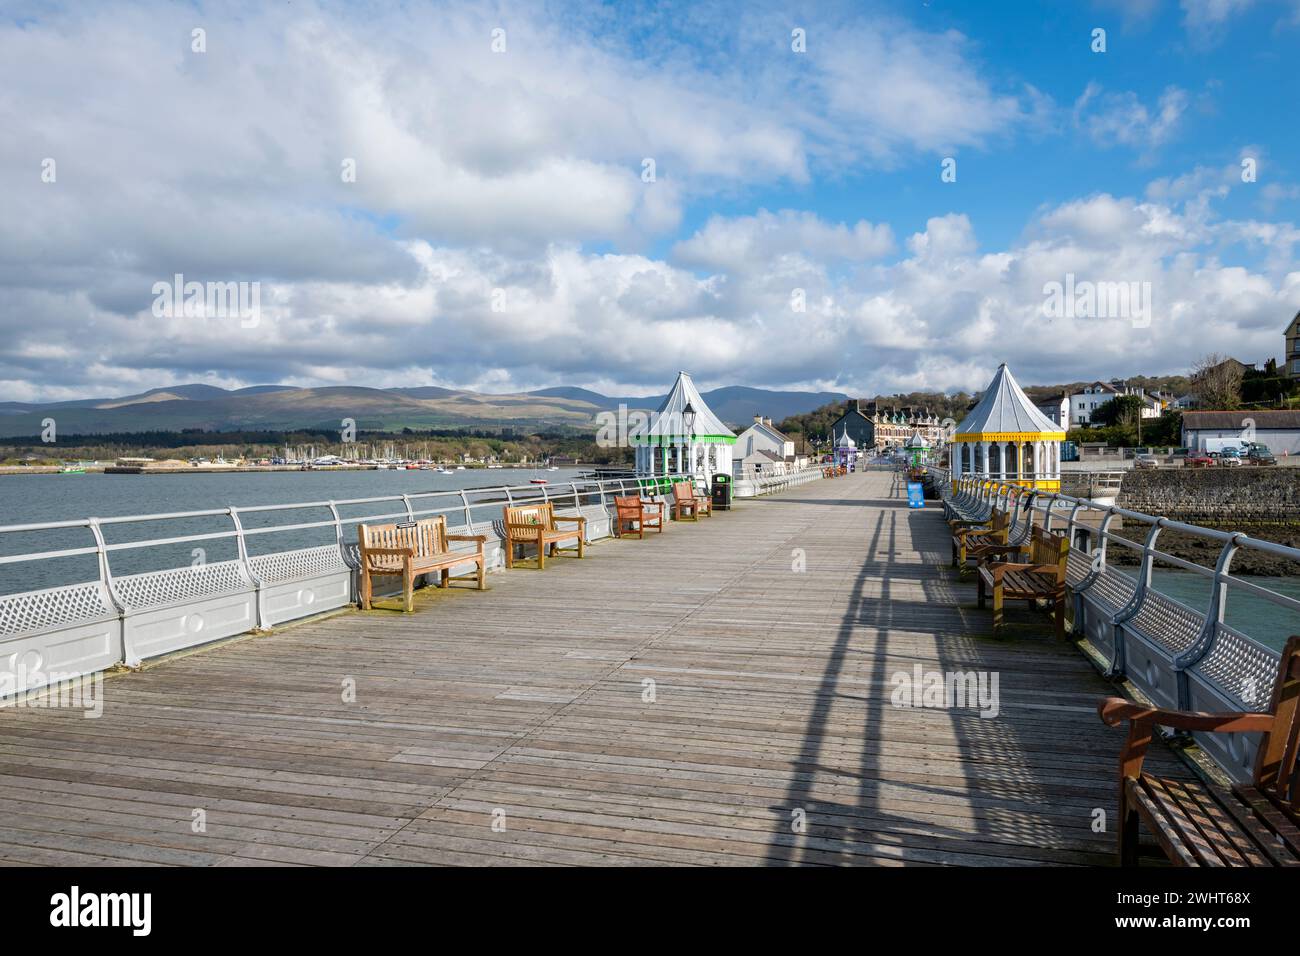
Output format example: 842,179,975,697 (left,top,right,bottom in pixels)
671,481,695,504
989,509,1010,537
614,495,642,517
358,515,449,560
1254,635,1300,805
505,502,556,530
1028,526,1068,582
